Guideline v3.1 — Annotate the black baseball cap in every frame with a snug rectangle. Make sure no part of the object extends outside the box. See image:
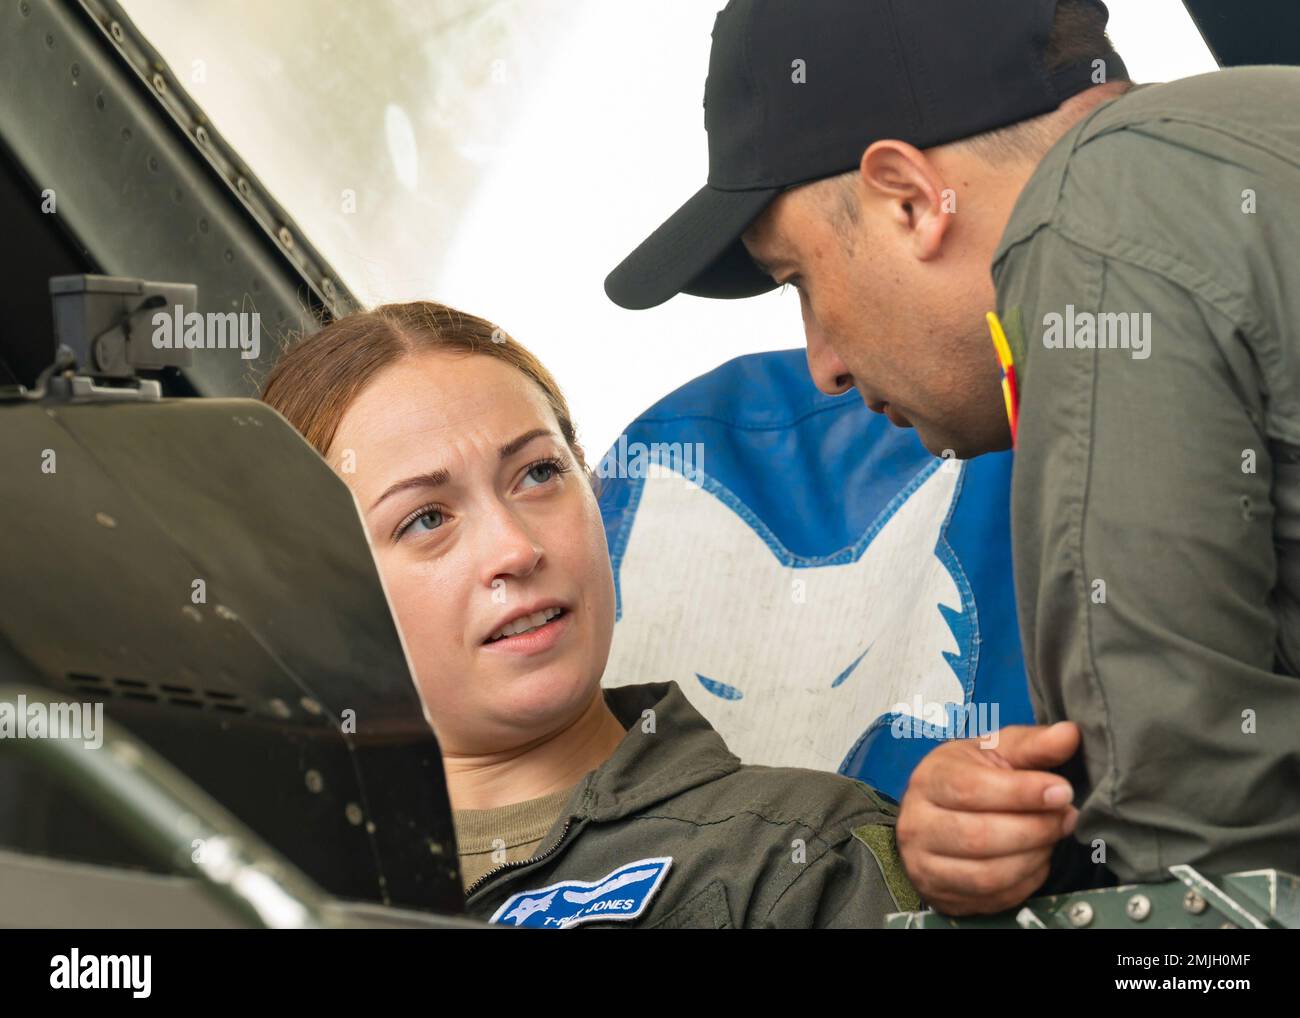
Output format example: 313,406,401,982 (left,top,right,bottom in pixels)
605,0,1111,310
